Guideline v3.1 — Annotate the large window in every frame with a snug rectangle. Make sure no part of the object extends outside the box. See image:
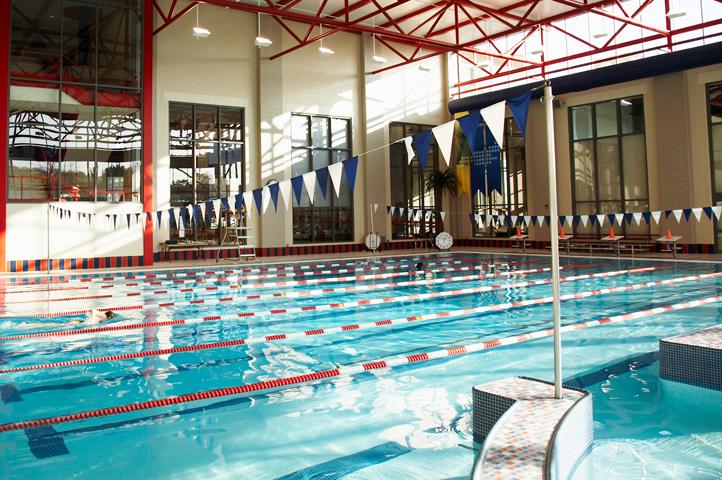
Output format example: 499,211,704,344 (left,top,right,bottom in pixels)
708,83,722,248
8,0,142,202
570,96,649,236
389,123,438,240
291,114,353,244
472,117,527,237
